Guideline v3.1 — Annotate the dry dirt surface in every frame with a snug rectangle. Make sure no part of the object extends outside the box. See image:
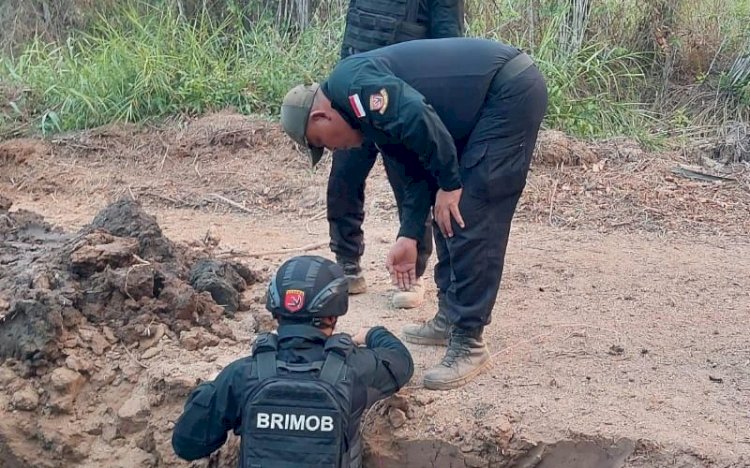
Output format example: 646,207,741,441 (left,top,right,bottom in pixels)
1,111,749,468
